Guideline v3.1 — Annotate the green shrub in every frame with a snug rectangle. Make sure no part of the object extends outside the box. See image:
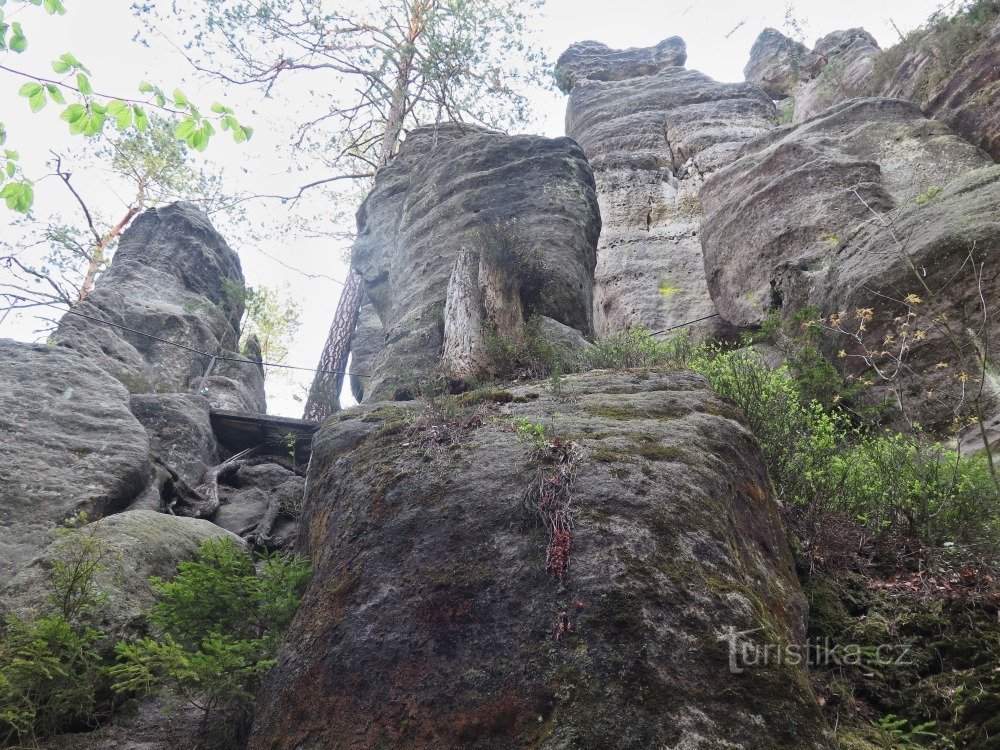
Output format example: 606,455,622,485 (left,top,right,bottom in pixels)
687,345,1000,565
111,538,310,747
0,515,115,745
0,615,105,745
583,328,692,370
481,316,575,381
